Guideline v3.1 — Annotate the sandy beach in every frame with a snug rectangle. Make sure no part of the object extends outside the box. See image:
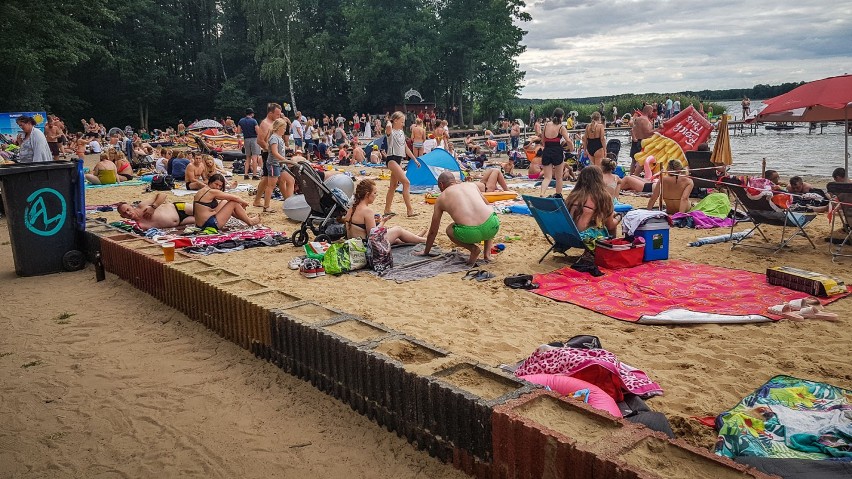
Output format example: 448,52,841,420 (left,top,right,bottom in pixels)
0,219,466,478
9,152,849,468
